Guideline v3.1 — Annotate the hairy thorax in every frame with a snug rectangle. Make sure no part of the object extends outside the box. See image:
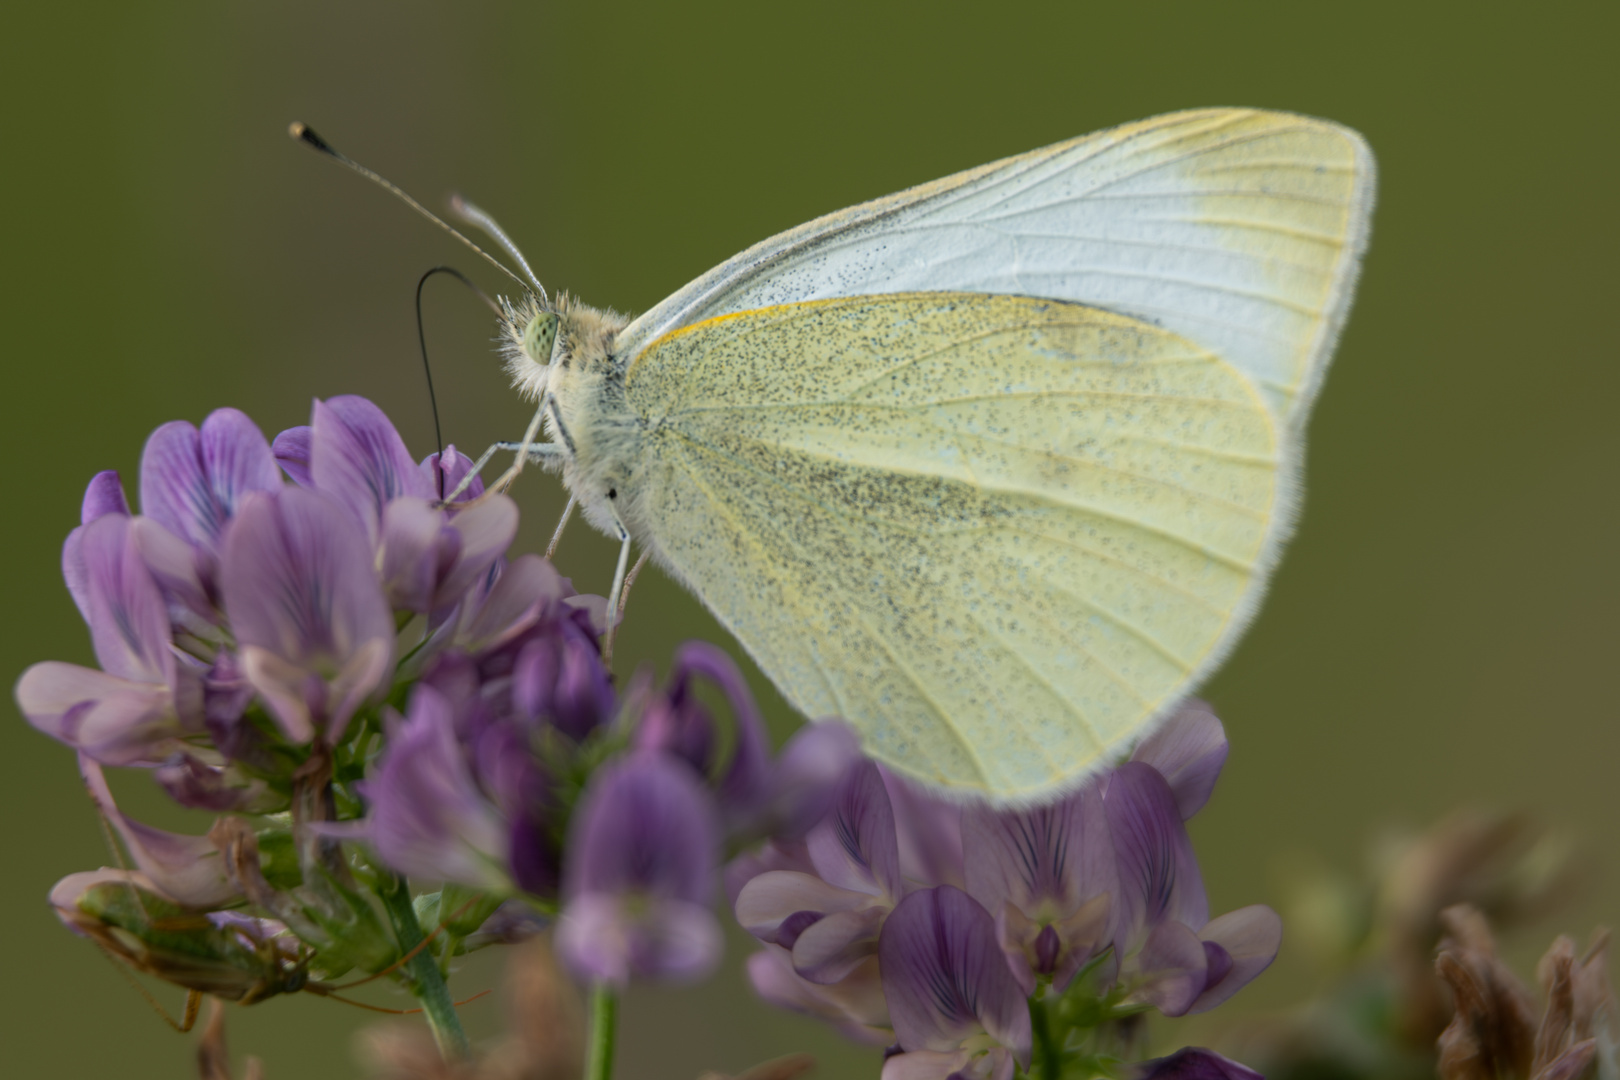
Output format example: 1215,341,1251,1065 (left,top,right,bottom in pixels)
499,294,645,541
